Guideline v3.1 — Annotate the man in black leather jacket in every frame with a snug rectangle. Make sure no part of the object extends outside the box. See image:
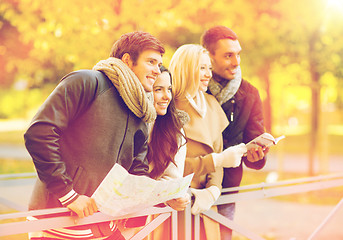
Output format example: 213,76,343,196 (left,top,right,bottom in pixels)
202,26,269,240
24,31,164,240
